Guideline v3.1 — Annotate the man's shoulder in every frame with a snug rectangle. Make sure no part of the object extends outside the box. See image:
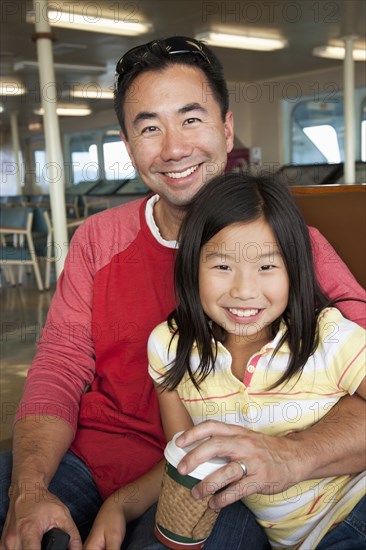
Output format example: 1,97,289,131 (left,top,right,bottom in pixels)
68,197,150,270
86,196,147,226
76,196,148,242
